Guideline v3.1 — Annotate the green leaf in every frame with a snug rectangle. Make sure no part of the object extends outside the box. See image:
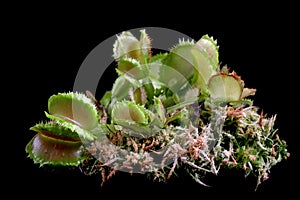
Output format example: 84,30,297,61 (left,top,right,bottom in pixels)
138,29,152,63
111,76,133,101
30,121,81,141
196,34,219,69
25,133,84,167
208,73,243,102
190,48,216,90
151,52,168,63
162,41,217,92
113,31,139,61
117,58,140,75
100,91,112,109
112,100,148,125
133,87,148,105
165,87,199,114
153,96,166,124
113,29,151,63
162,42,196,81
143,81,155,103
147,62,189,94
182,87,199,102
111,100,152,134
116,59,146,81
48,92,98,130
45,112,96,141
